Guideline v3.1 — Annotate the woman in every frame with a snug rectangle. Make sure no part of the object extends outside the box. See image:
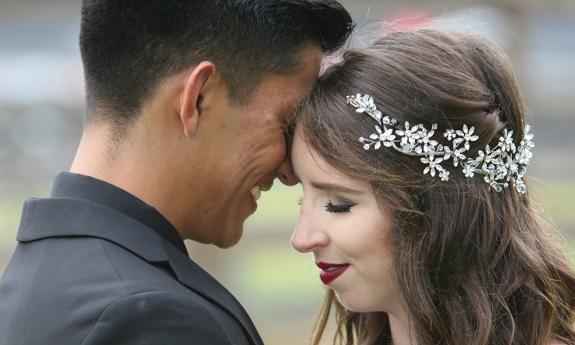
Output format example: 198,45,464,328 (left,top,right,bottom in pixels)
290,29,575,345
